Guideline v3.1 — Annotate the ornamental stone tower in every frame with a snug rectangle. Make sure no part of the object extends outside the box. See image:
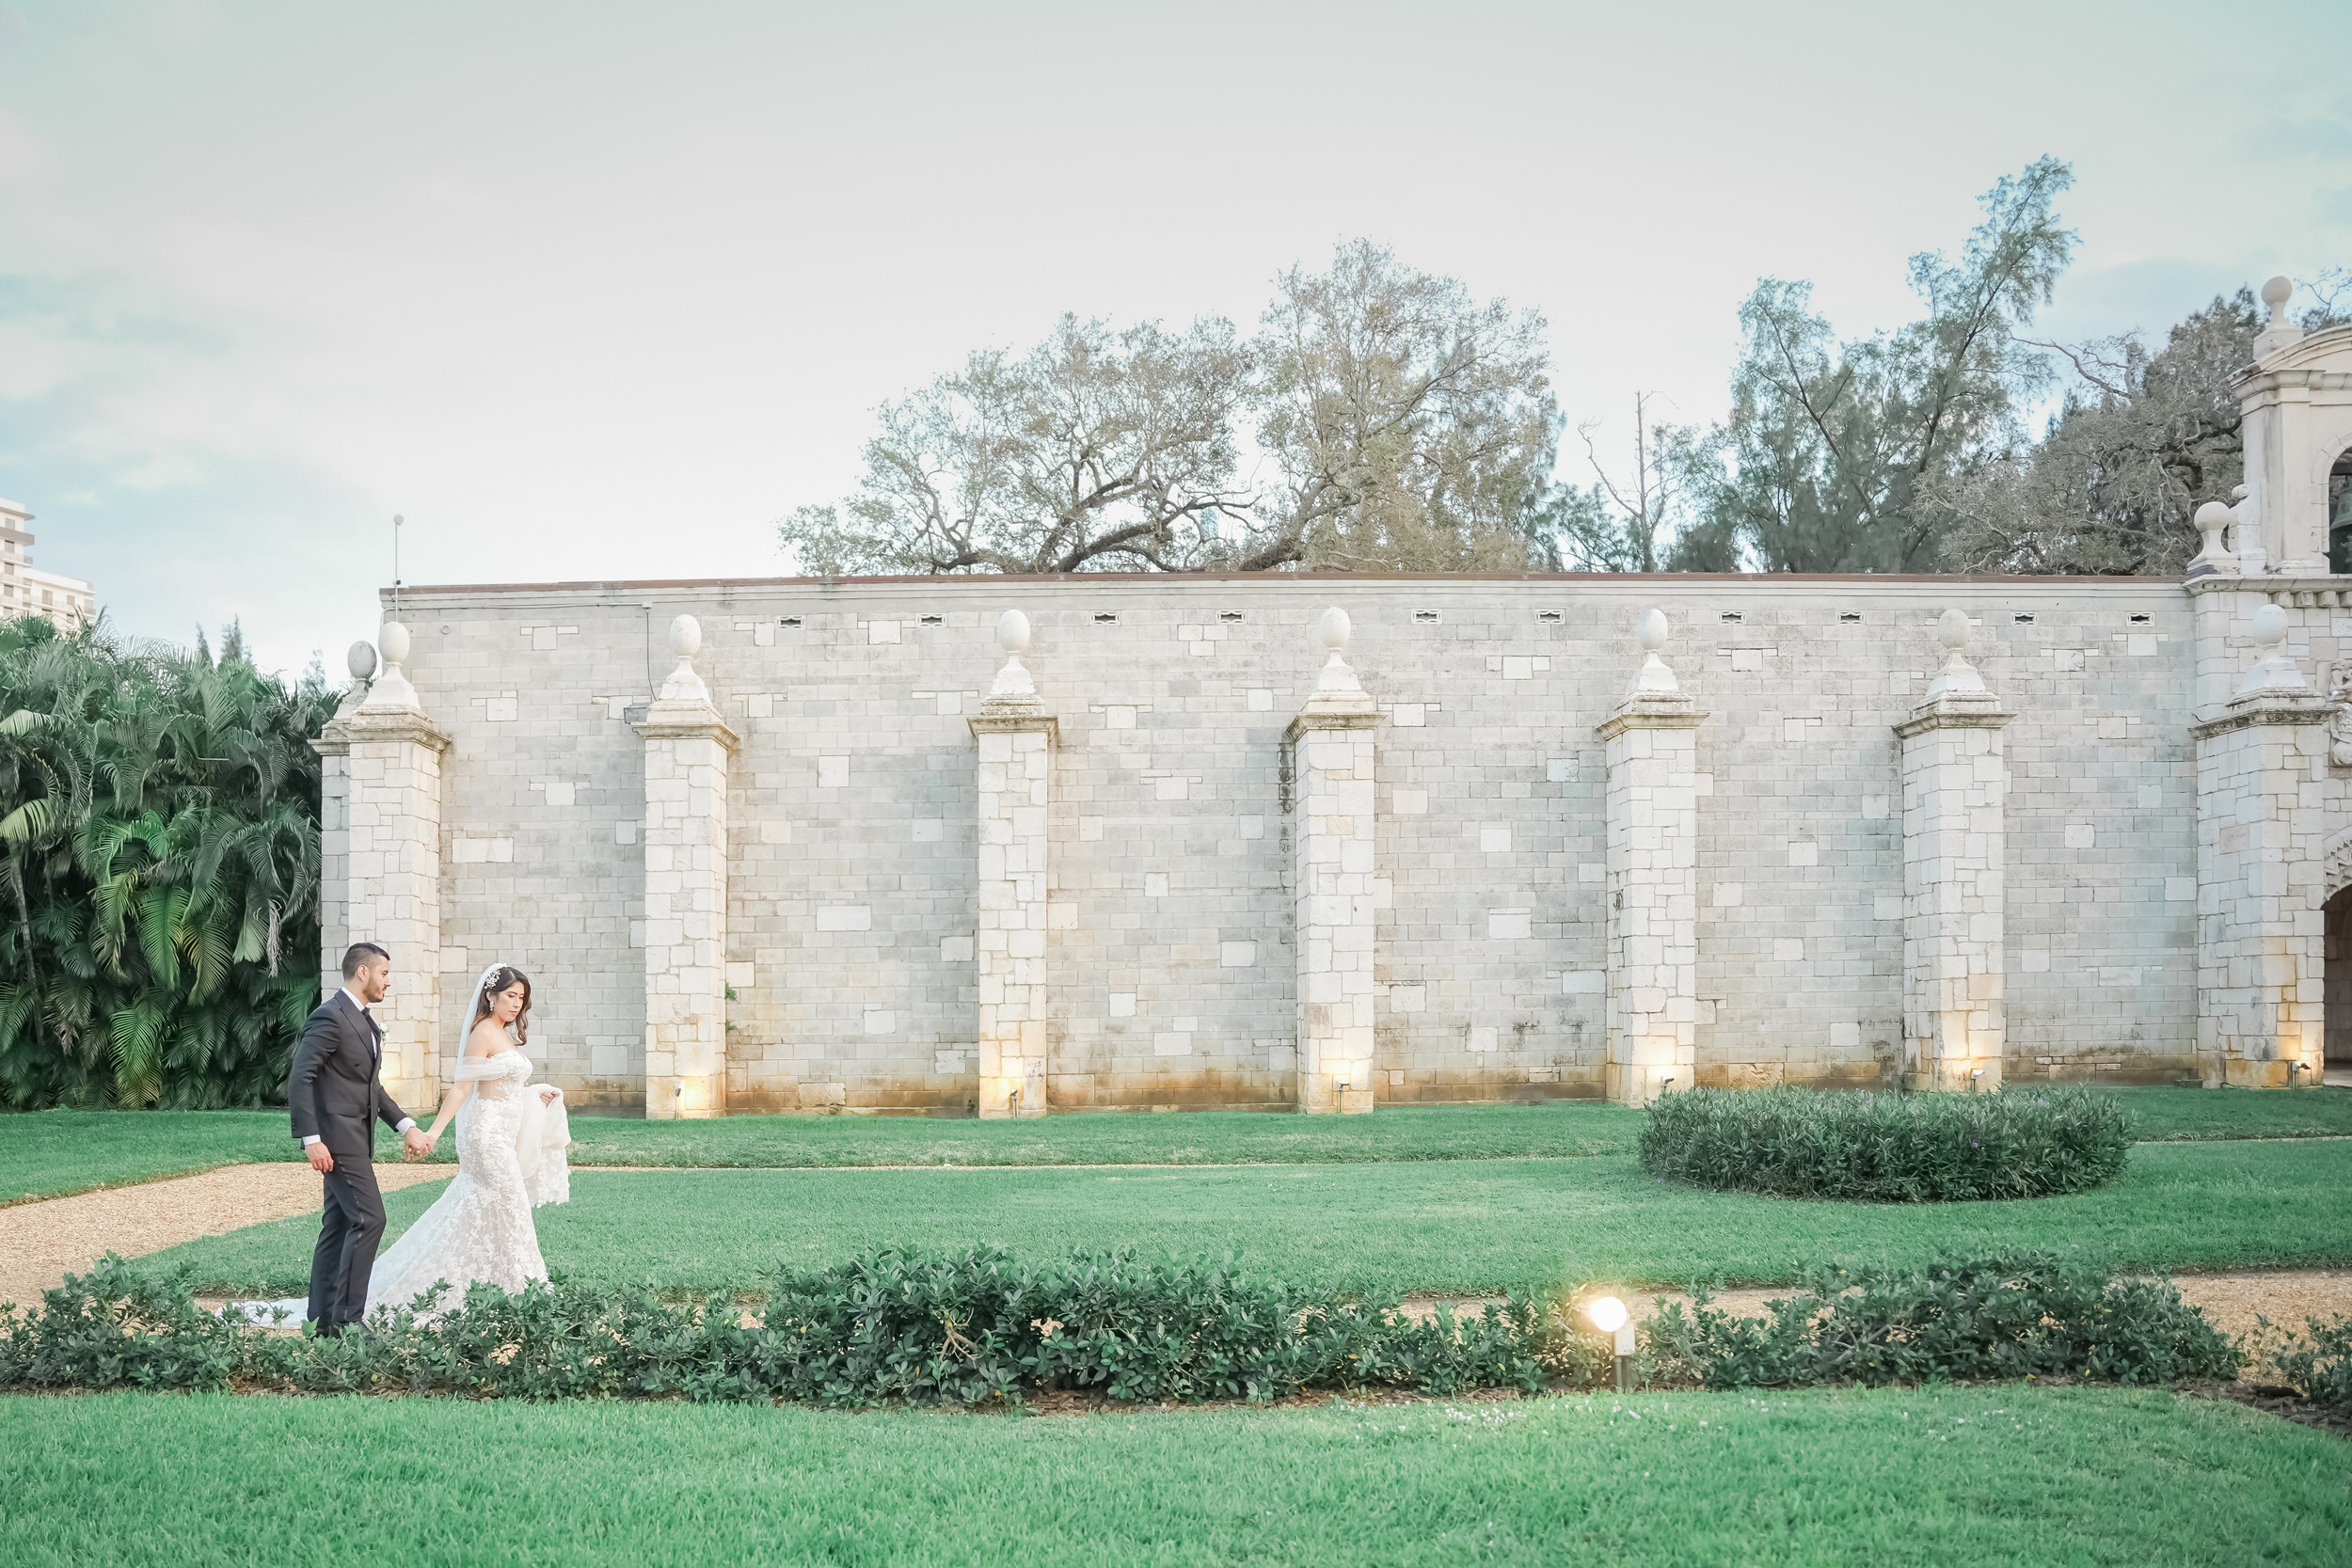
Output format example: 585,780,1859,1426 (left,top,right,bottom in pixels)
337,621,448,1111
970,610,1057,1119
634,615,738,1118
1895,610,2013,1092
1597,610,1703,1106
1286,608,1381,1114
